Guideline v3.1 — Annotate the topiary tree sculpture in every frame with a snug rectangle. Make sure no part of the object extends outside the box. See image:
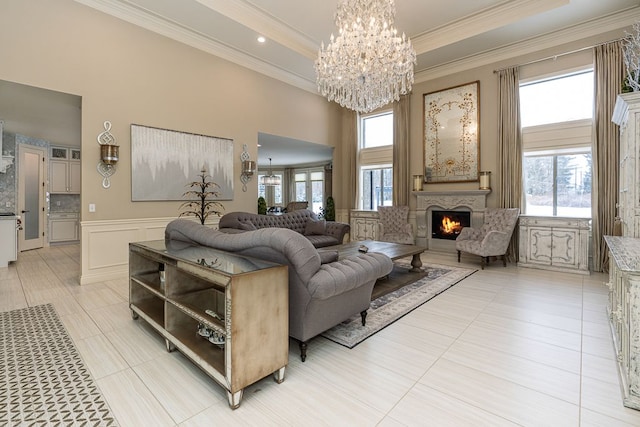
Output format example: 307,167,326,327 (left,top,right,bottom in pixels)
179,168,224,225
257,196,267,215
324,196,336,221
